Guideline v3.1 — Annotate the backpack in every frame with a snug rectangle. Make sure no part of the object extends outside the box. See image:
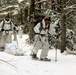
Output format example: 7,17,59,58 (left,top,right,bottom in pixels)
34,12,45,26
2,20,12,30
